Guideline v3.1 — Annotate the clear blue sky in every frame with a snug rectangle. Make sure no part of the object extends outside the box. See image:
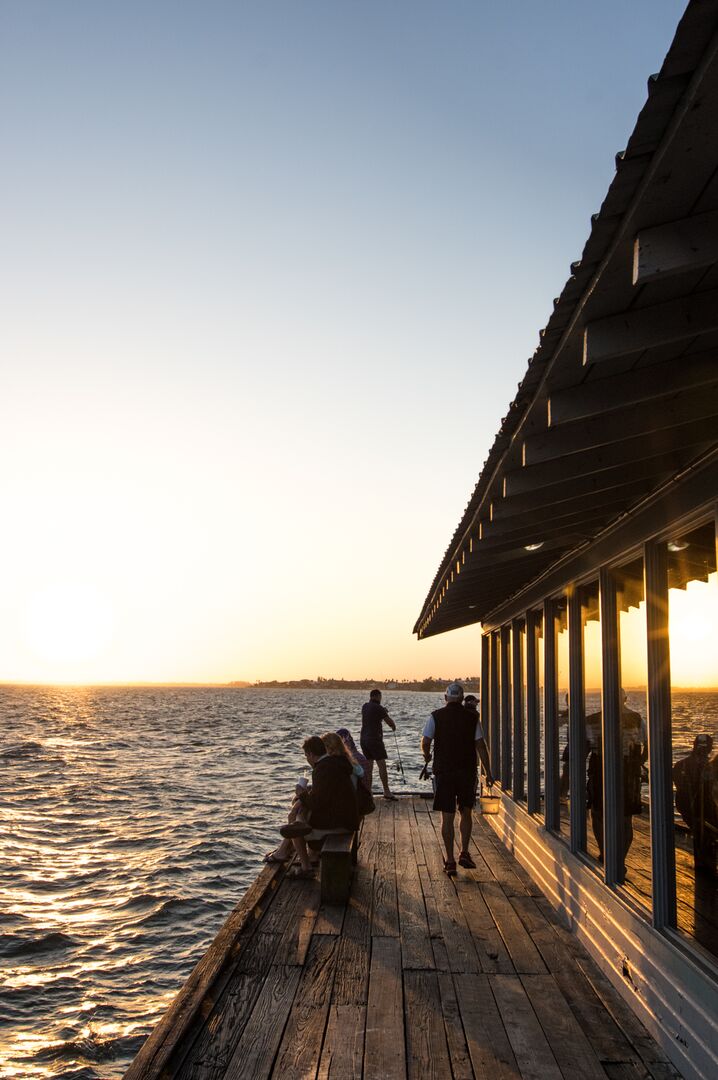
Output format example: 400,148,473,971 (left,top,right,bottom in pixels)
0,1,687,682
